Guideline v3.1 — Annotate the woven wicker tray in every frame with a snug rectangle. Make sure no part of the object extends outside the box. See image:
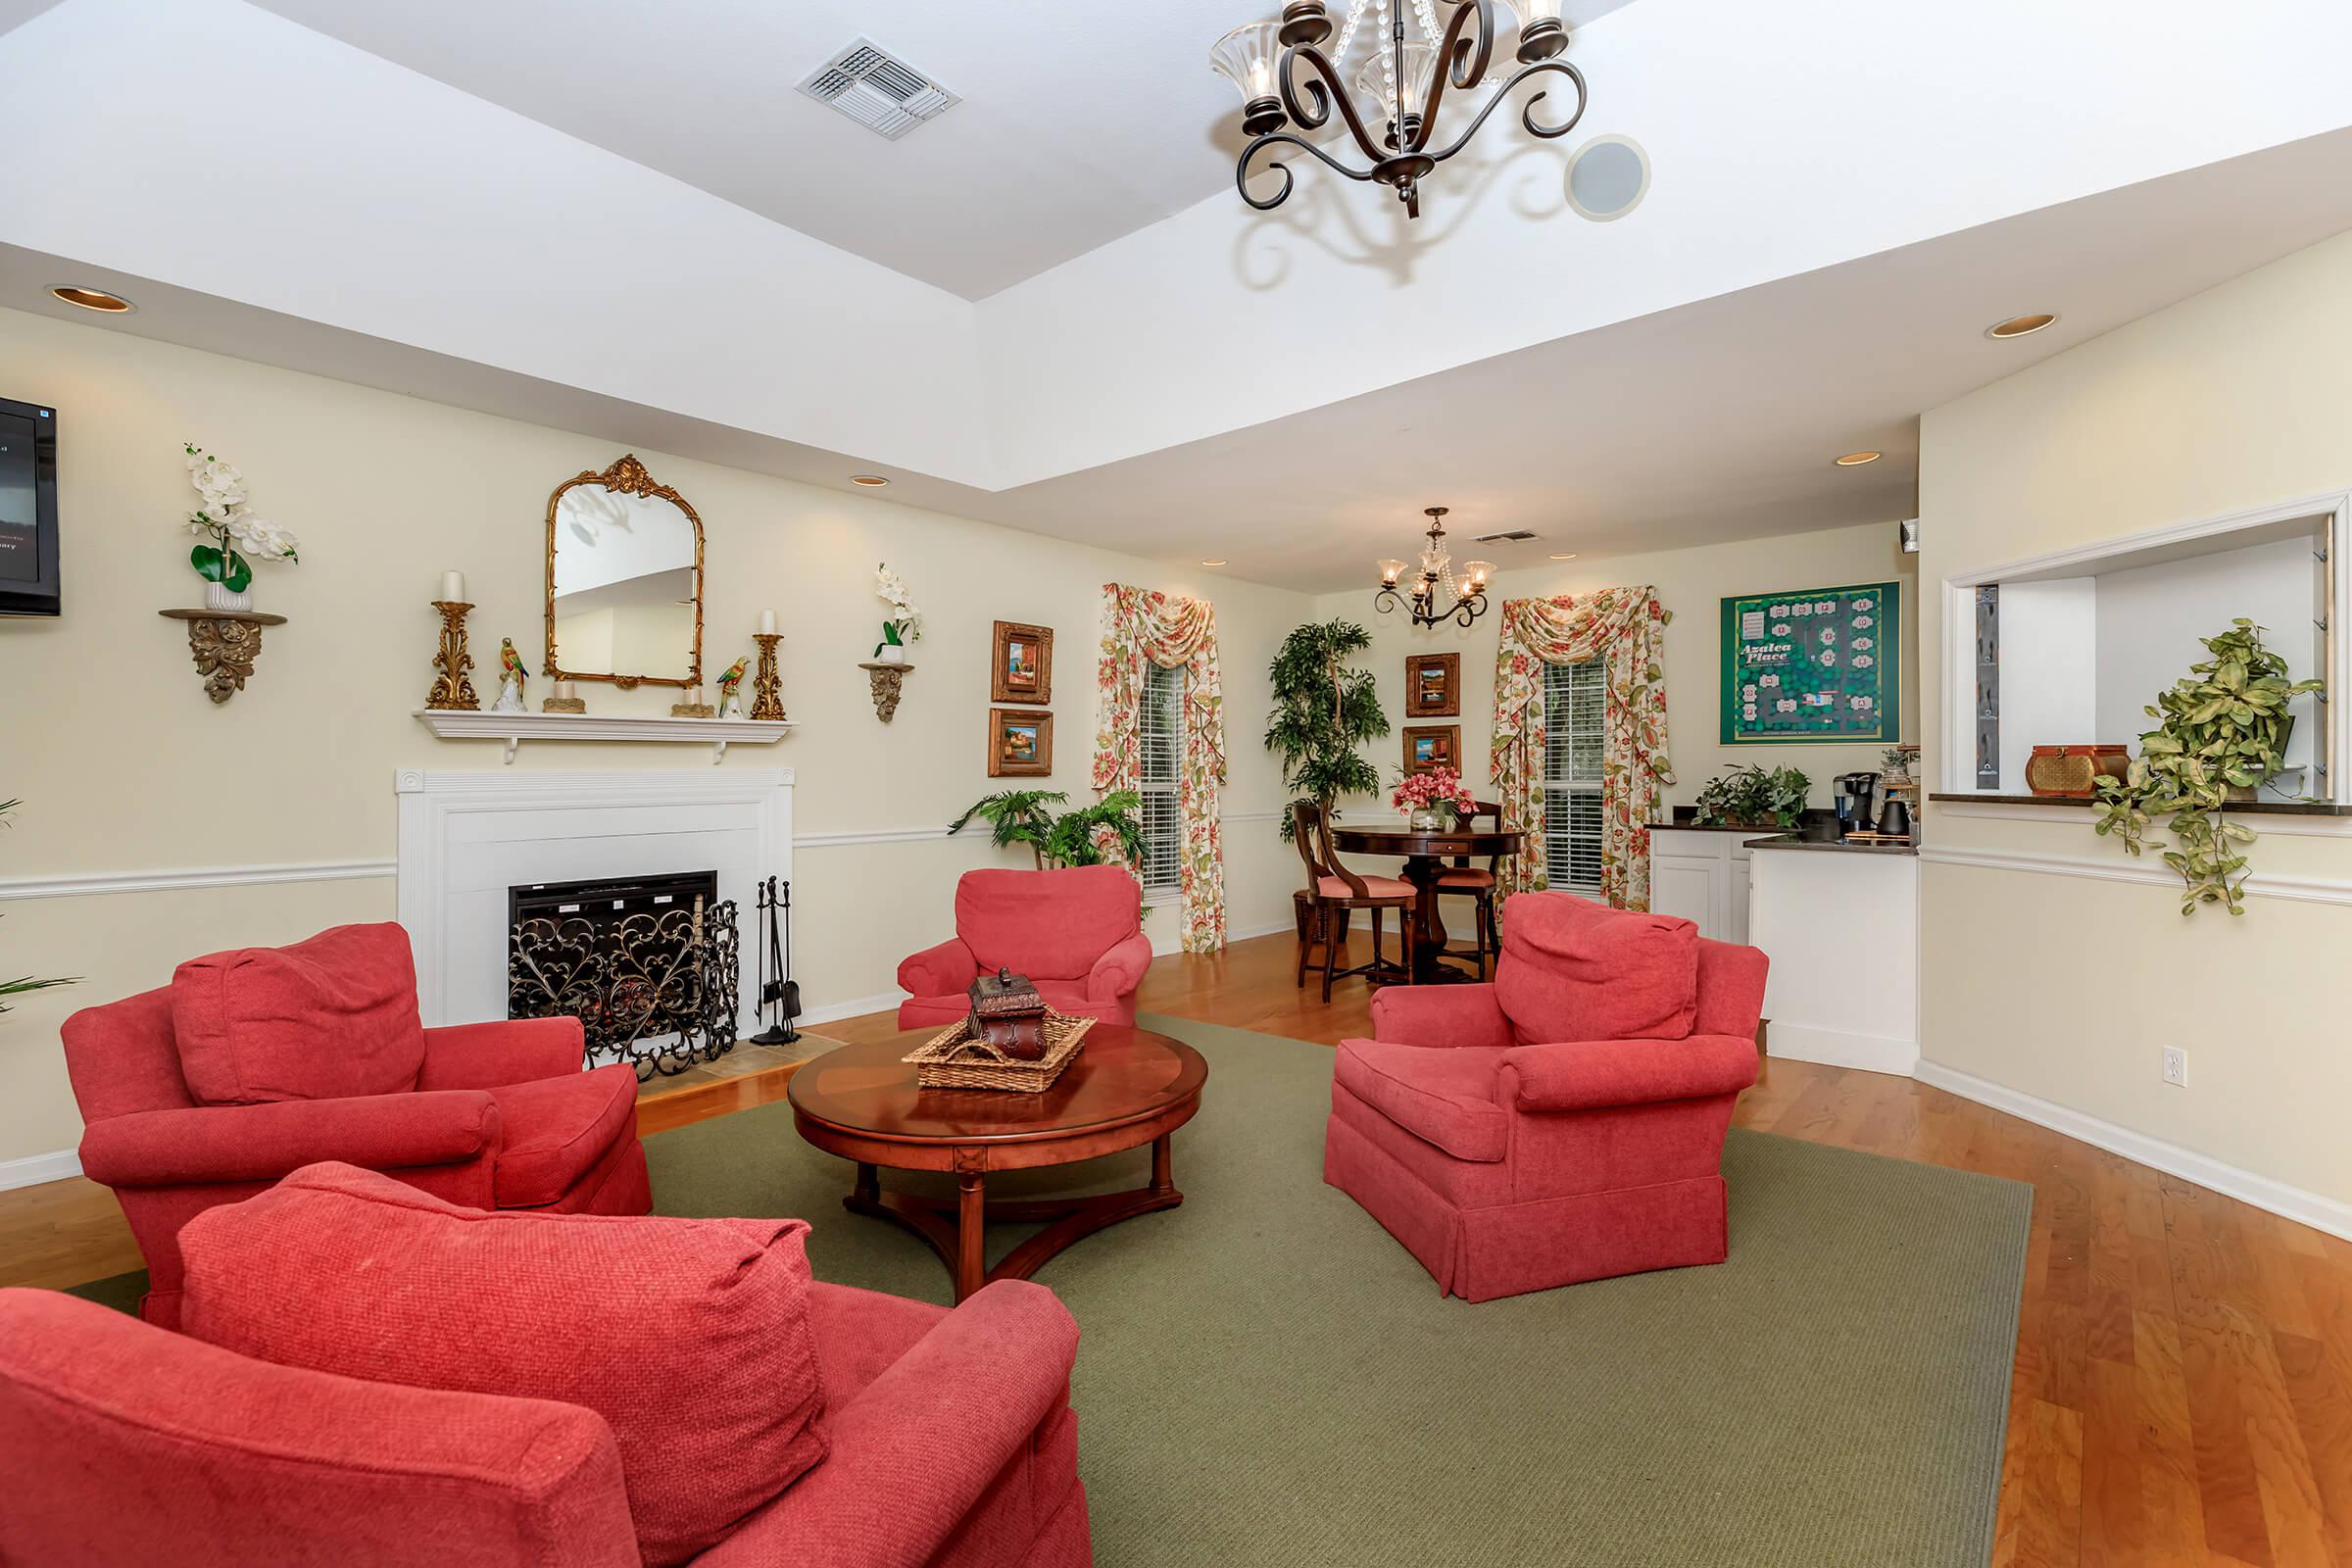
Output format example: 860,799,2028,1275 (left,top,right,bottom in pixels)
903,1009,1097,1093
